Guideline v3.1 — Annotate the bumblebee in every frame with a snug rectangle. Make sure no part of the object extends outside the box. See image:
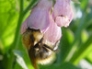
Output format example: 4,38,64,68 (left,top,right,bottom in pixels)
22,28,60,69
